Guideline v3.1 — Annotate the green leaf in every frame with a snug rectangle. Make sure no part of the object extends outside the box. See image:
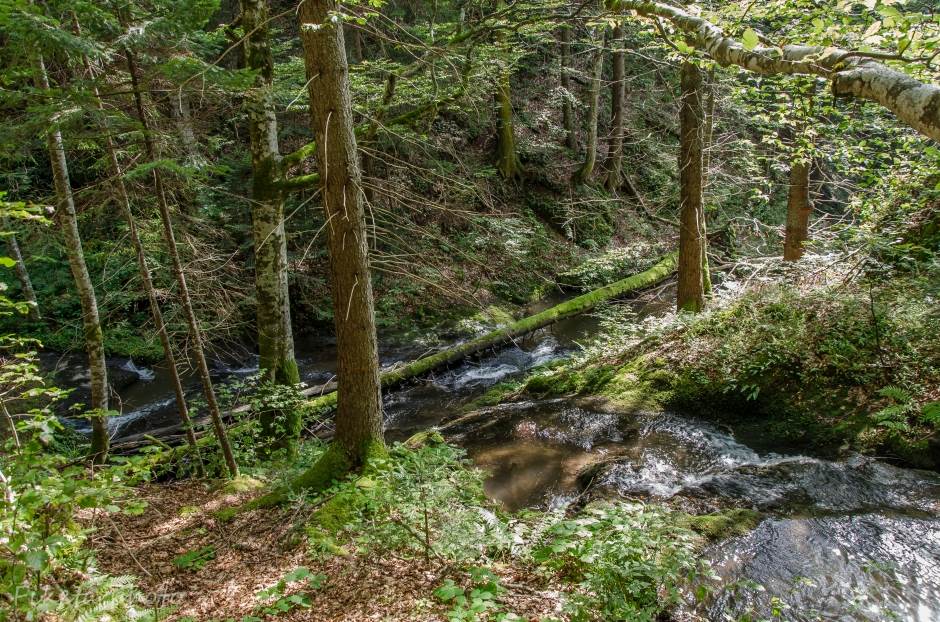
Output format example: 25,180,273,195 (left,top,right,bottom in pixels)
434,580,466,603
742,28,760,50
25,549,48,571
0,257,15,268
920,402,940,425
